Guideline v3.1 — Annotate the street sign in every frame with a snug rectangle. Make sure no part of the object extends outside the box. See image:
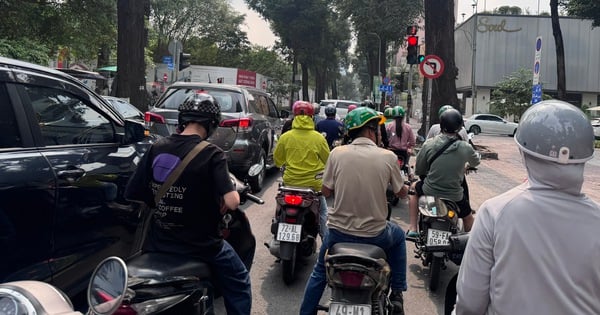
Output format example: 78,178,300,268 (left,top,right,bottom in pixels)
162,56,173,64
379,84,393,93
419,55,445,79
168,40,182,55
167,63,174,70
532,36,542,85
